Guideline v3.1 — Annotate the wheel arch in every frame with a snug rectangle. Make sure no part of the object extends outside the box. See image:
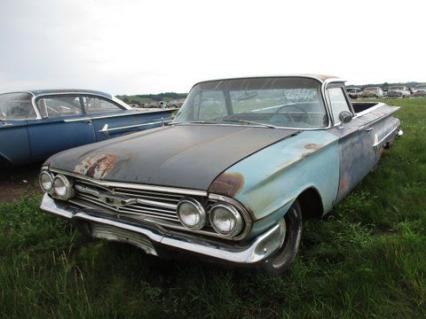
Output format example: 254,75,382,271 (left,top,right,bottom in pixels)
295,186,324,219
